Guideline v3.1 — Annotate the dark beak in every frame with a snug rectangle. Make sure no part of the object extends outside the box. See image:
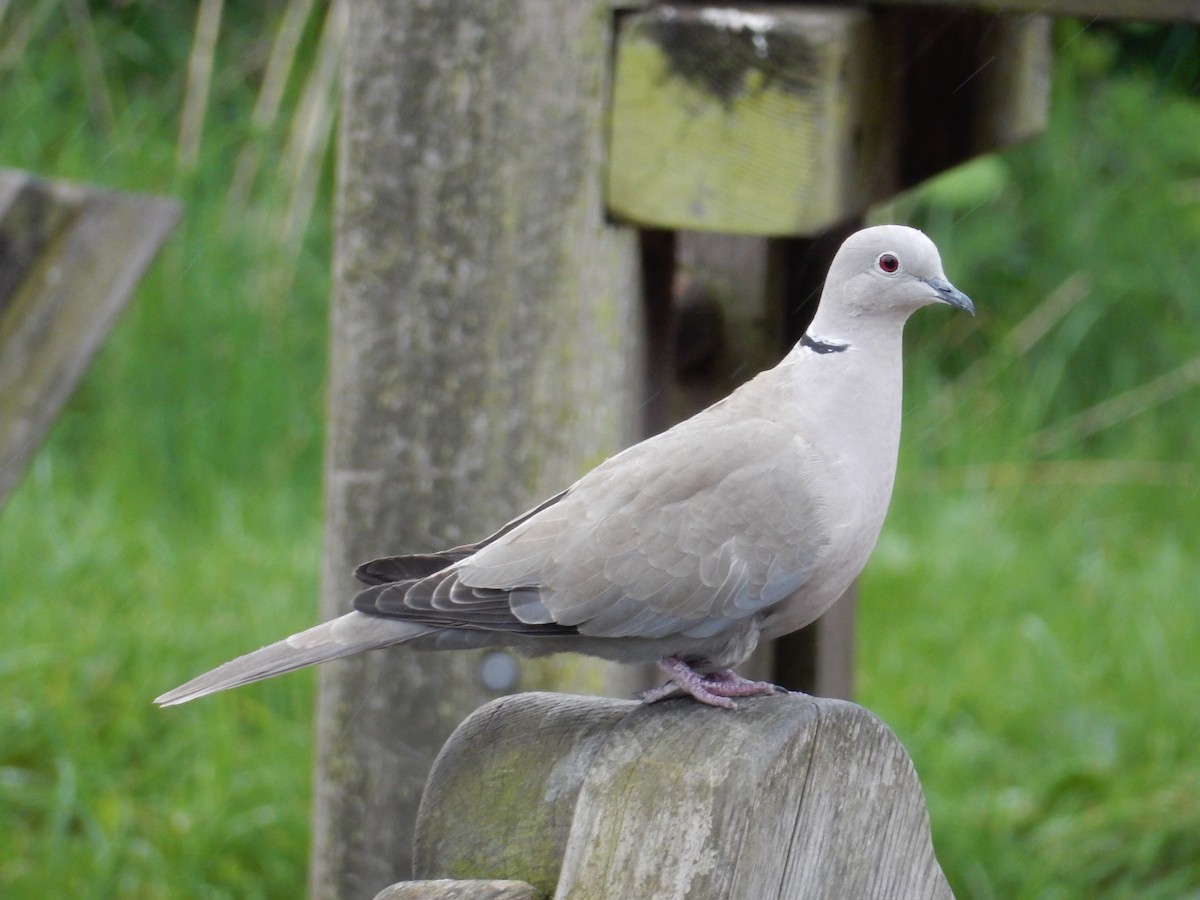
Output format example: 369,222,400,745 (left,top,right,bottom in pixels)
924,277,975,316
